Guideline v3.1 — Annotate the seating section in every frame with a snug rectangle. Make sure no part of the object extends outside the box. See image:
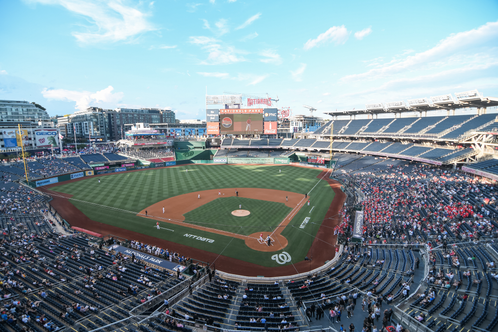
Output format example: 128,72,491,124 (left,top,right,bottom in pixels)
341,119,370,135
425,115,473,134
441,114,497,139
80,153,111,164
382,118,419,133
362,119,393,133
64,156,92,169
104,153,129,161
